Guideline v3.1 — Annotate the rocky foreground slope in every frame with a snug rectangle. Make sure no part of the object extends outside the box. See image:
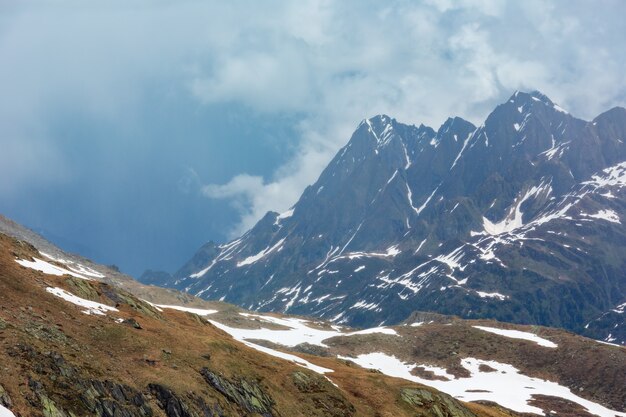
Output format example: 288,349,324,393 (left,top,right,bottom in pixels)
155,91,626,345
1,221,625,416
